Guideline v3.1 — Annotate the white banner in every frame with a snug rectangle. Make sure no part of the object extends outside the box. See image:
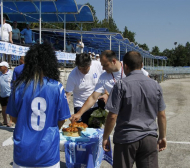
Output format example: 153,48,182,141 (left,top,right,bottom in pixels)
0,41,76,60
0,41,29,56
56,51,76,61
